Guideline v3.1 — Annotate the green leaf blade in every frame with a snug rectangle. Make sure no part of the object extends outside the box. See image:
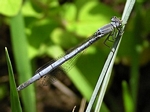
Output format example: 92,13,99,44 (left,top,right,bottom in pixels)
0,0,22,16
10,11,36,112
5,47,22,112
